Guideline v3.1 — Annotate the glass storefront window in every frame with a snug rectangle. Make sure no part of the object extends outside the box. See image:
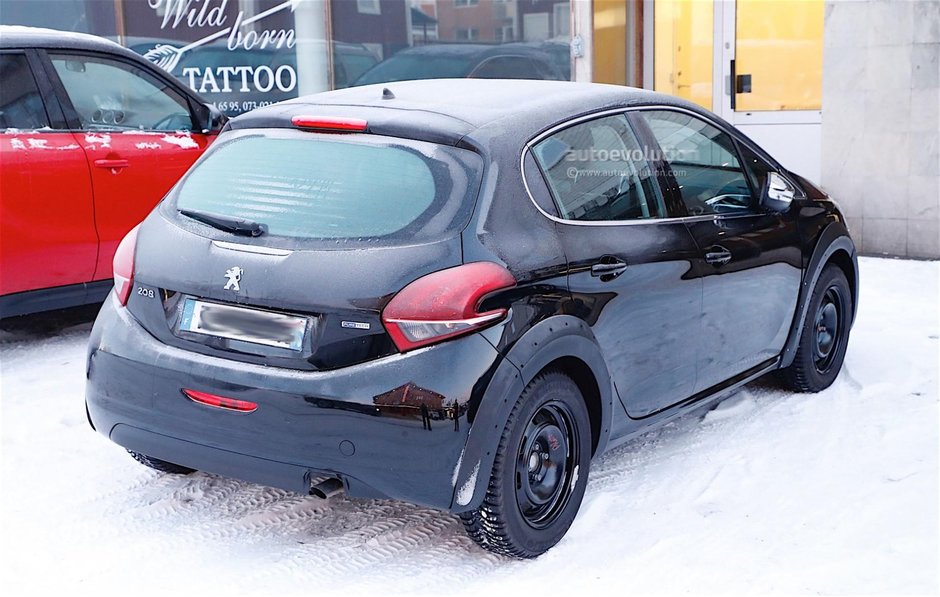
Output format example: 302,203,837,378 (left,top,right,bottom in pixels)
654,0,713,110
2,0,573,117
331,0,573,88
